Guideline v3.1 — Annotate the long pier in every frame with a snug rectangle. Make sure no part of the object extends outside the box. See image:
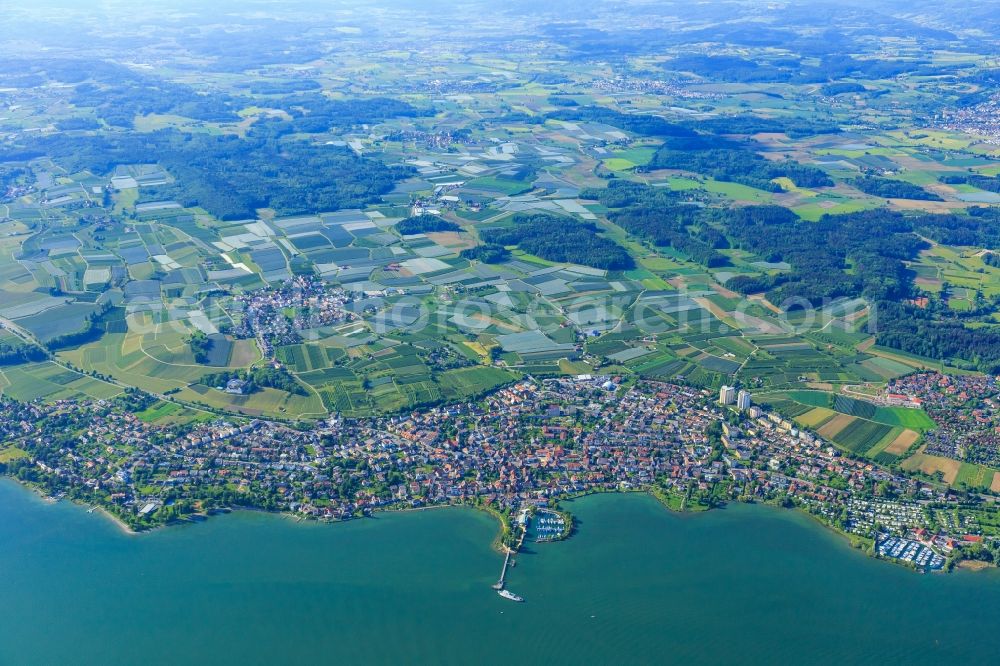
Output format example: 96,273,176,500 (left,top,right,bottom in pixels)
492,548,513,590
493,514,528,590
